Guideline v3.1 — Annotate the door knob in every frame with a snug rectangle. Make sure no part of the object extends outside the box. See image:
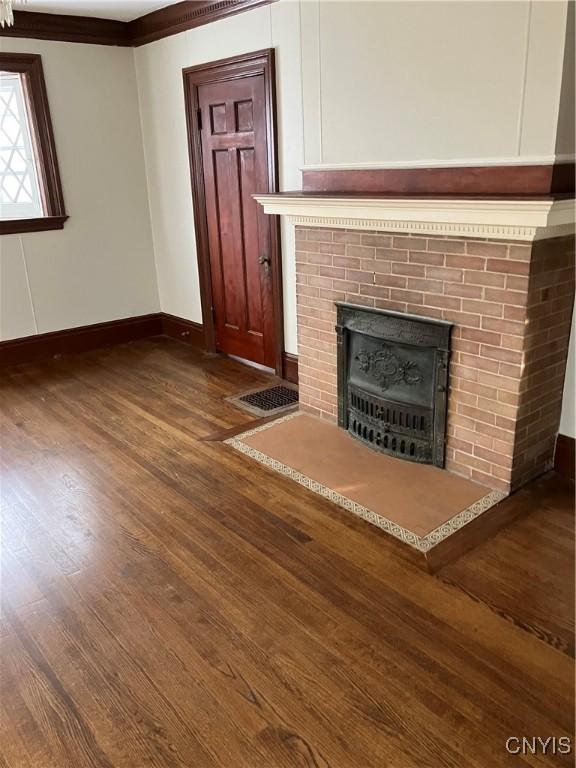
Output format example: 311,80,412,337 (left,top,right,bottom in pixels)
259,254,271,266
